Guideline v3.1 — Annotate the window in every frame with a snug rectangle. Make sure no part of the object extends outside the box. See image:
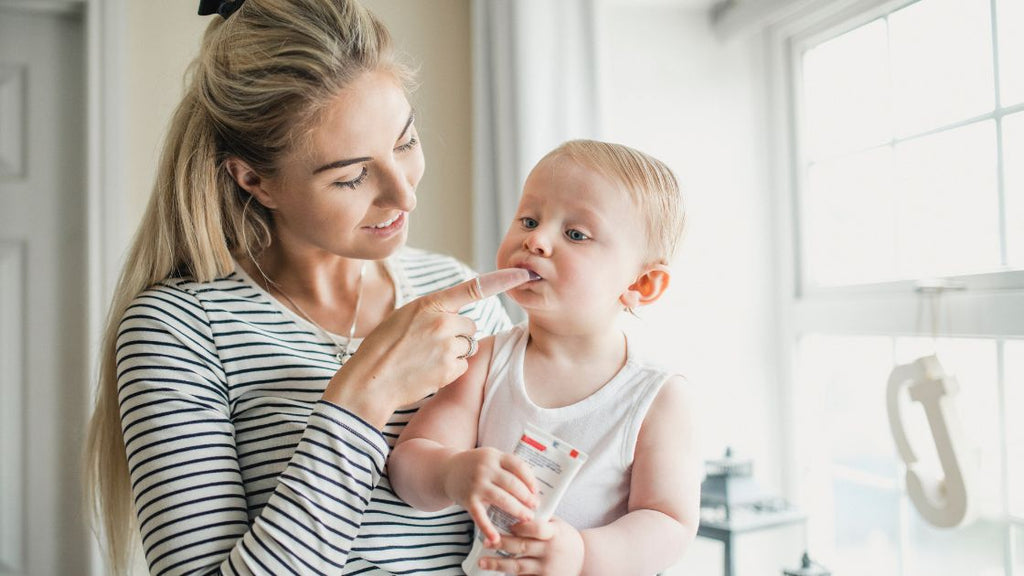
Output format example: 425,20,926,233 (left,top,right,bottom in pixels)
771,0,1024,574
797,0,1022,288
